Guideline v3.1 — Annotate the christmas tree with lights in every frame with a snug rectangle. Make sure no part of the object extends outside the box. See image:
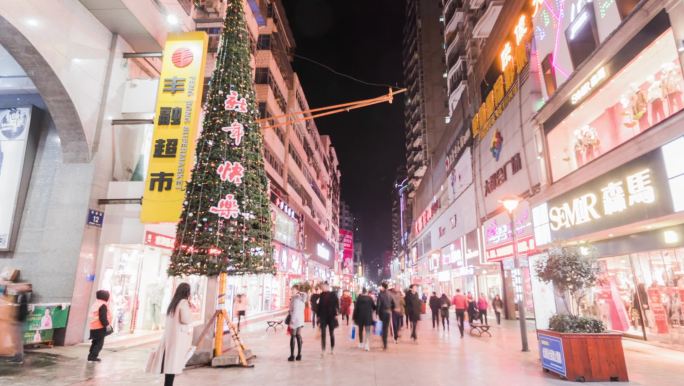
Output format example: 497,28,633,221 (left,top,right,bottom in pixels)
170,0,274,276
